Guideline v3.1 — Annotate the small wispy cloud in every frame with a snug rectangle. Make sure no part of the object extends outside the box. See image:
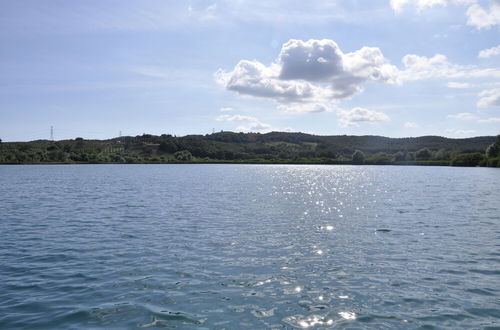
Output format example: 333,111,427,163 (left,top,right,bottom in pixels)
478,117,500,123
478,45,500,58
220,107,234,112
447,112,478,120
404,121,419,128
277,103,331,113
216,114,272,132
477,88,500,108
445,128,476,135
446,82,474,89
336,107,390,127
